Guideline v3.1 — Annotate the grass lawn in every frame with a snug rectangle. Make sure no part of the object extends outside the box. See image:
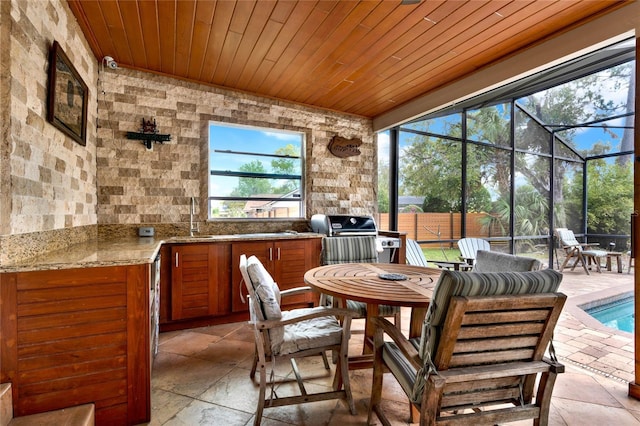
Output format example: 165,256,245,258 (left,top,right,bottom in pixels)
421,247,461,262
418,246,549,265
